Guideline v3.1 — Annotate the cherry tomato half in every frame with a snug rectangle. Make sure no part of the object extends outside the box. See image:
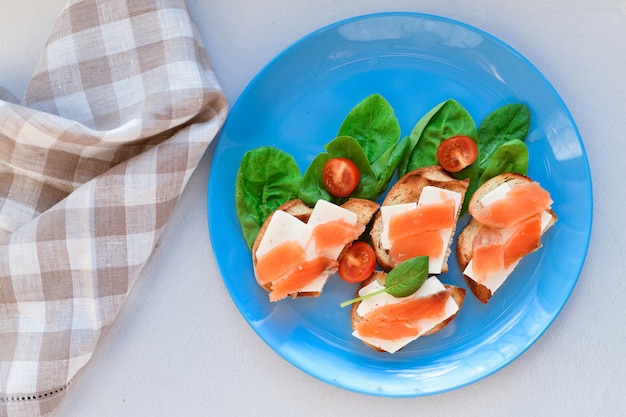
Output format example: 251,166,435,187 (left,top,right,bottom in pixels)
322,157,360,197
338,241,376,283
436,135,478,173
